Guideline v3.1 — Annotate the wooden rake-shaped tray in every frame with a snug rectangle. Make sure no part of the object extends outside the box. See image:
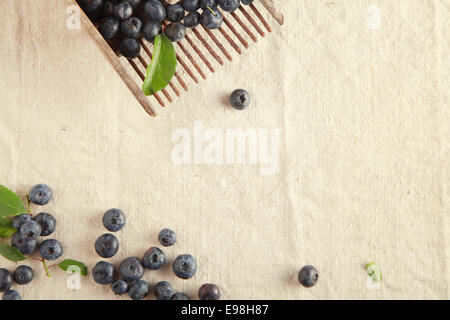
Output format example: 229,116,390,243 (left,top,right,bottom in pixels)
75,0,284,117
